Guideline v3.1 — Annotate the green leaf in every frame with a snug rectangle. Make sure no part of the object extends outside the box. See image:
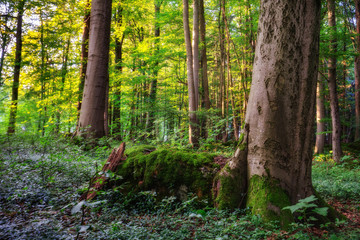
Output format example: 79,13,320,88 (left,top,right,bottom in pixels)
313,207,328,216
298,195,317,203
